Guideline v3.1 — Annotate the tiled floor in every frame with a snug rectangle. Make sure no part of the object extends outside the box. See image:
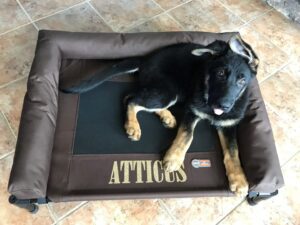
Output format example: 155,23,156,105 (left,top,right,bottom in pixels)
0,0,299,224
